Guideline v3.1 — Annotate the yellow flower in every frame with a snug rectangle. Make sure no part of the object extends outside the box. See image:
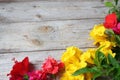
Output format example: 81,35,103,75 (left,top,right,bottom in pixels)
100,47,116,57
61,46,82,65
60,62,87,80
80,49,96,64
60,61,87,80
60,46,89,80
65,61,87,74
98,41,116,57
90,24,107,45
99,40,116,49
60,62,92,80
